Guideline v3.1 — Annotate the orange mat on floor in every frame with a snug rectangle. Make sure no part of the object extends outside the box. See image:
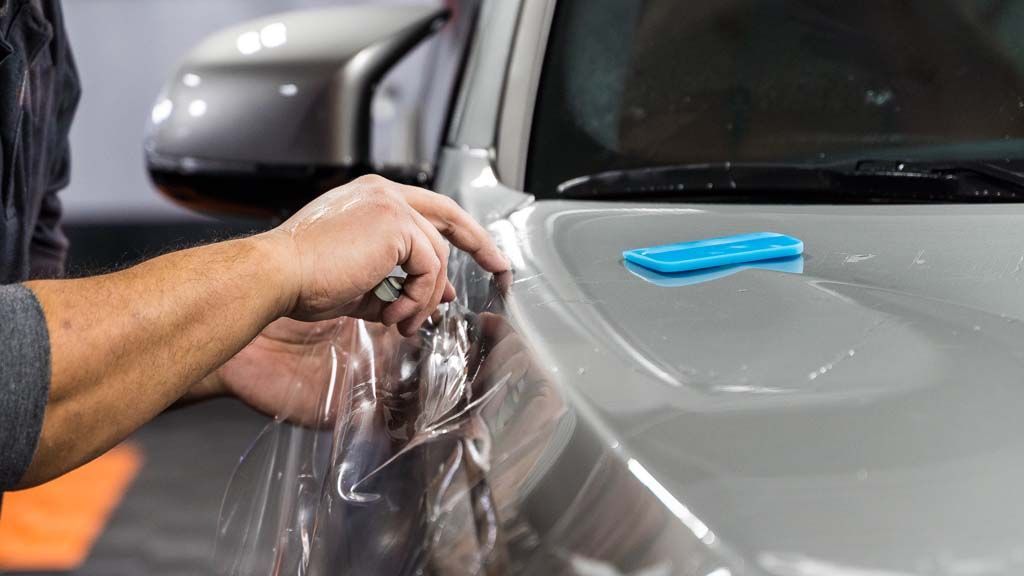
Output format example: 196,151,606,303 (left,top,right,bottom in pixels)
0,442,143,571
